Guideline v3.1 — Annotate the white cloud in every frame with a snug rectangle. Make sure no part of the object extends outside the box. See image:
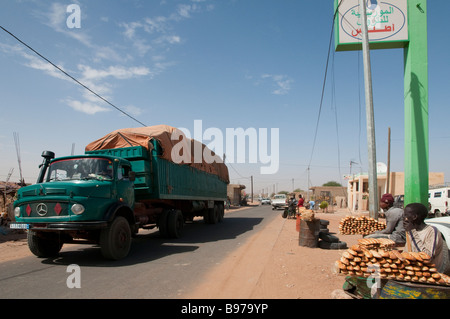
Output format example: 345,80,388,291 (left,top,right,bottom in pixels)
260,74,294,95
4,1,214,119
124,105,143,117
36,2,127,63
177,4,194,18
0,43,69,81
66,99,110,115
43,2,92,47
120,1,212,57
78,65,151,81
